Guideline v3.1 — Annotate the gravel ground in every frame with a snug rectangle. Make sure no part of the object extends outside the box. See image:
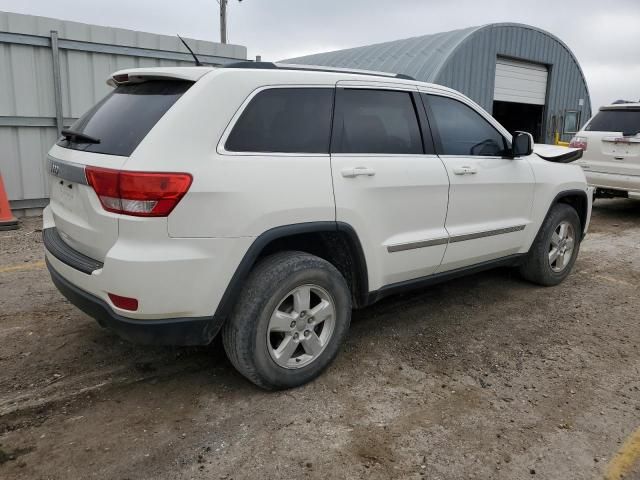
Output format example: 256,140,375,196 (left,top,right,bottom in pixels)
0,199,639,480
